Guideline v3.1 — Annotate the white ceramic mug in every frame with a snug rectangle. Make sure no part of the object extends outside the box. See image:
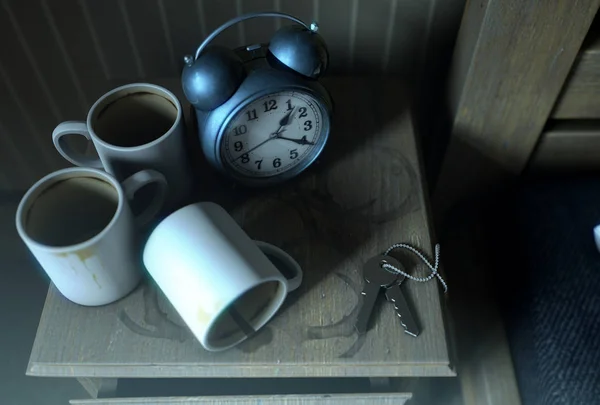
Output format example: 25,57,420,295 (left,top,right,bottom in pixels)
143,202,302,351
16,167,167,306
52,83,192,209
